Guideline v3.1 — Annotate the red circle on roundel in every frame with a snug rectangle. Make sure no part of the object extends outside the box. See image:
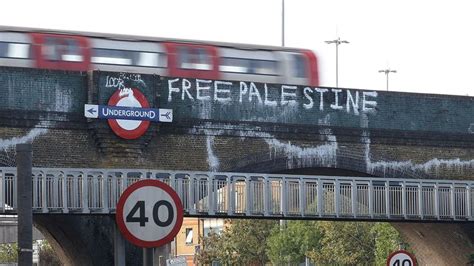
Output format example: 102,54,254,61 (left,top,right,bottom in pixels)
107,88,150,139
116,179,184,248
